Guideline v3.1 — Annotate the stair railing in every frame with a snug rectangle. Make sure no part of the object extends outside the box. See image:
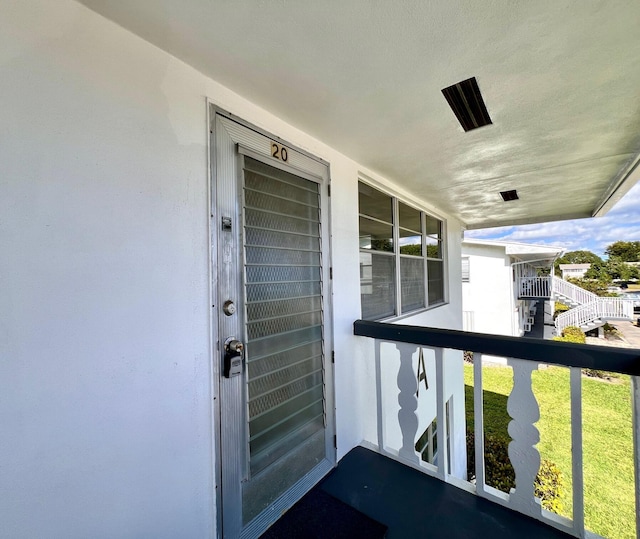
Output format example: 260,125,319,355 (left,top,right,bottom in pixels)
551,276,598,305
555,297,635,333
555,303,599,333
